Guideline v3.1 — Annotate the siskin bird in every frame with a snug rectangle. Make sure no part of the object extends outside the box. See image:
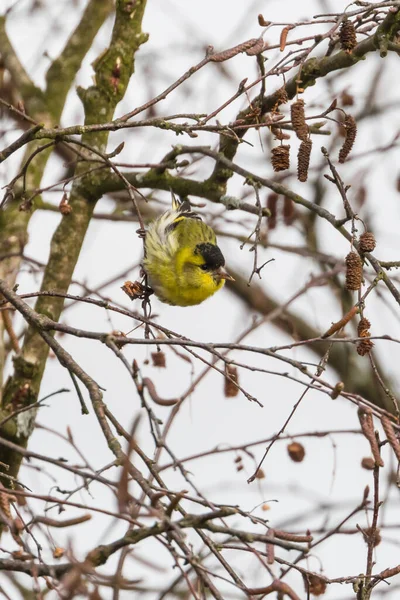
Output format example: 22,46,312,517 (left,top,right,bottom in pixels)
143,197,233,306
